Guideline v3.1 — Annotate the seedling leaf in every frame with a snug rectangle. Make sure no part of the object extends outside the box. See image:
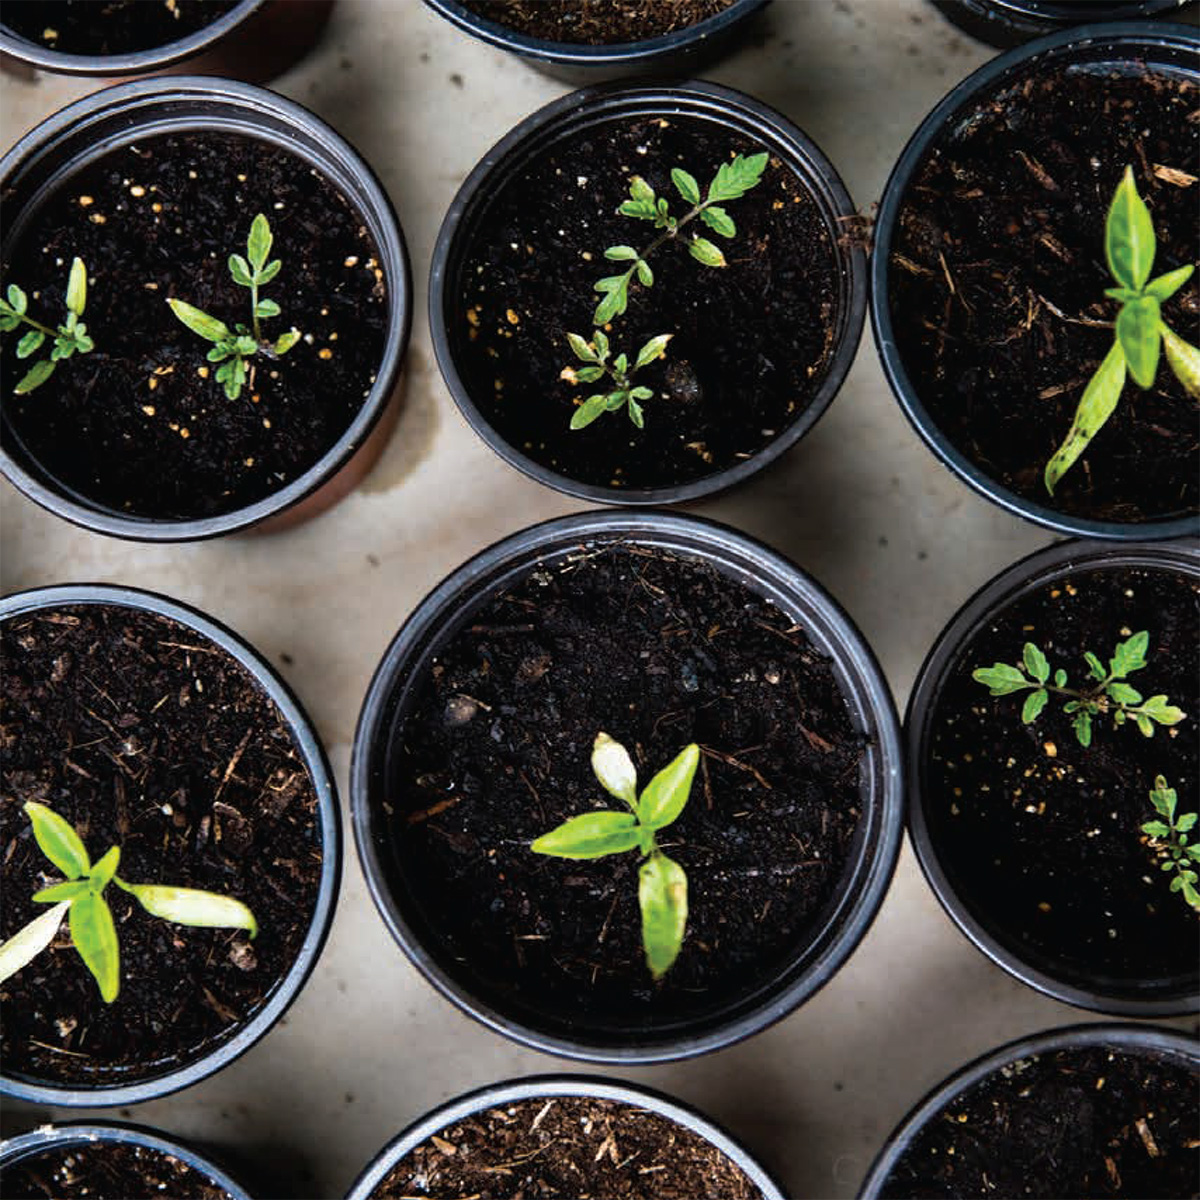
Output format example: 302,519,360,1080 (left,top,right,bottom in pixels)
116,882,259,937
1115,295,1161,389
25,800,89,879
1045,340,1125,495
65,257,87,317
591,731,638,806
1106,165,1155,290
671,168,701,206
530,811,641,859
639,853,688,980
70,892,120,1002
0,902,70,986
638,743,699,831
167,299,231,344
247,212,272,270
